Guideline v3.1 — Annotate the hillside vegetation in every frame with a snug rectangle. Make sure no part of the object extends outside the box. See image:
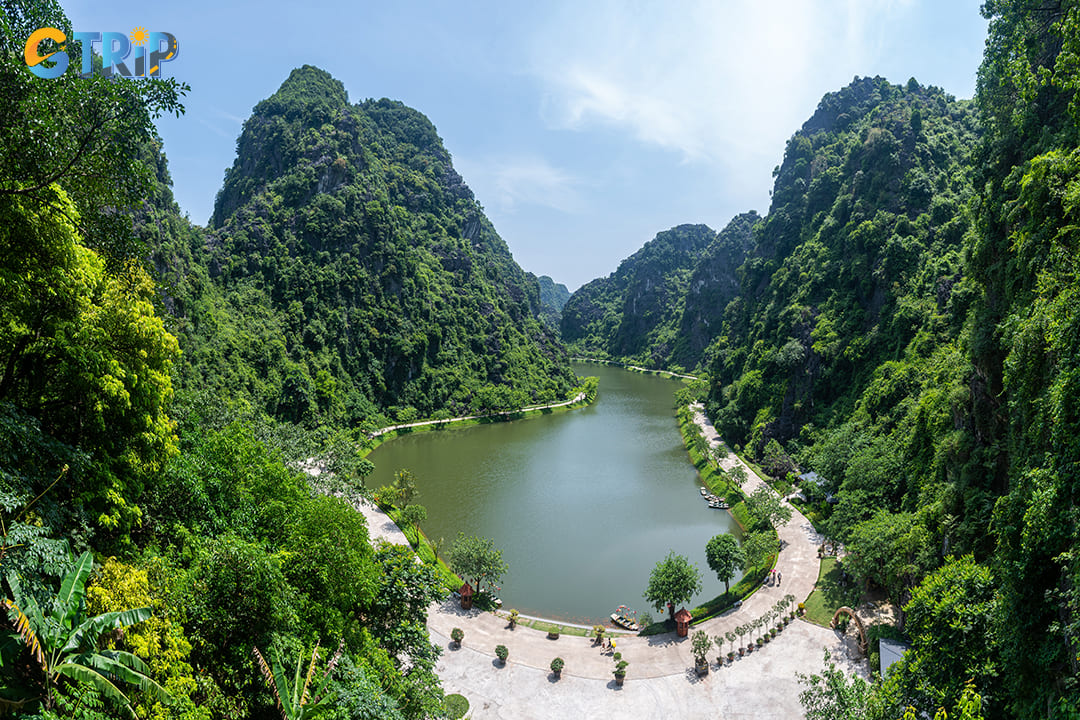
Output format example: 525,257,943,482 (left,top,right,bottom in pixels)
158,66,576,429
